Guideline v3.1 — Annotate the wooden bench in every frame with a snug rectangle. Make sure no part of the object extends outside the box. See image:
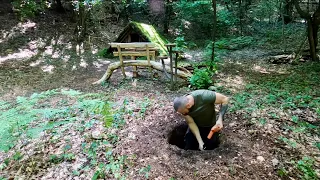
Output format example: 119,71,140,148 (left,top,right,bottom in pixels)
110,42,158,77
93,43,192,85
